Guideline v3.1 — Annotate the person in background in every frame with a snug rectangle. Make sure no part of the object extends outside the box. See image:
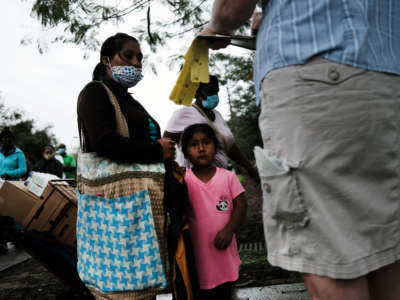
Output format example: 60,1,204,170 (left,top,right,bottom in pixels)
164,75,258,180
33,145,63,178
57,144,76,179
202,1,400,300
0,127,27,180
182,123,246,300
